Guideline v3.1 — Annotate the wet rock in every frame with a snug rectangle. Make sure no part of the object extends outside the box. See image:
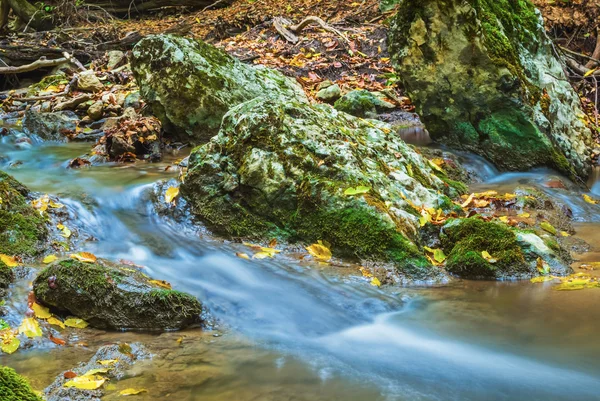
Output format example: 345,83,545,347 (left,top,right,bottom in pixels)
0,171,48,258
131,34,308,144
44,343,150,401
0,261,15,299
77,71,104,93
33,259,203,330
87,101,104,121
123,91,141,109
182,96,461,280
389,0,592,178
0,365,42,401
22,110,79,141
334,89,395,118
316,81,341,102
106,50,126,70
441,217,571,279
